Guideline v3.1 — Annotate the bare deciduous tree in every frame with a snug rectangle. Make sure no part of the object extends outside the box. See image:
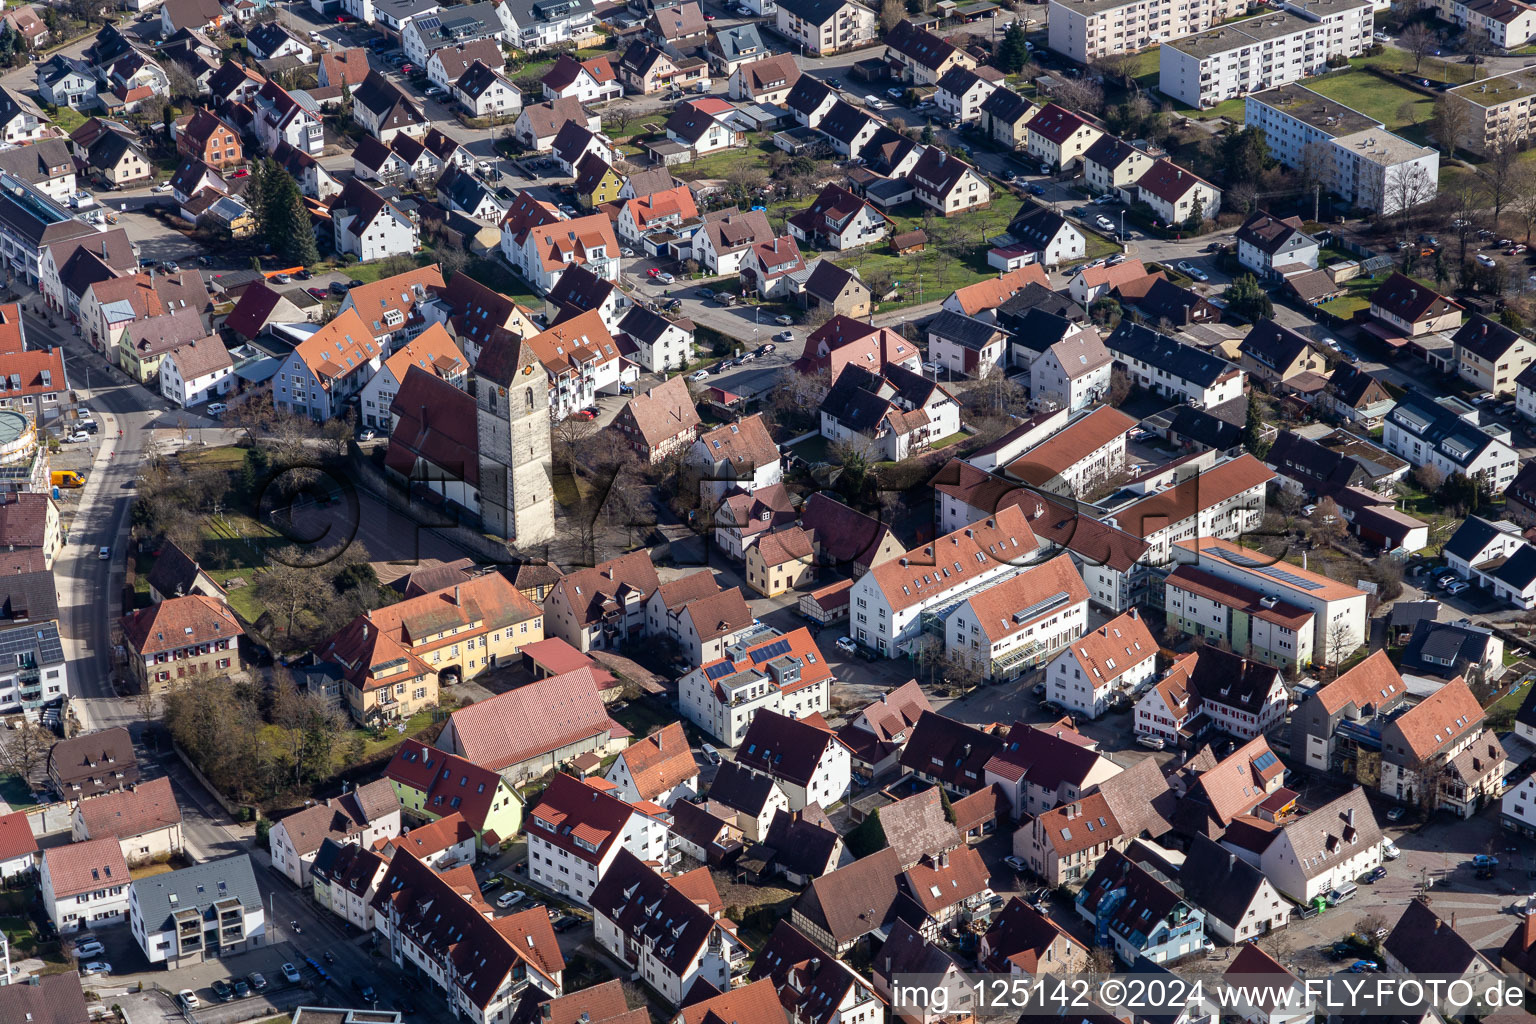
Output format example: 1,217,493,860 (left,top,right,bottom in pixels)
1398,23,1439,74
1431,95,1471,161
